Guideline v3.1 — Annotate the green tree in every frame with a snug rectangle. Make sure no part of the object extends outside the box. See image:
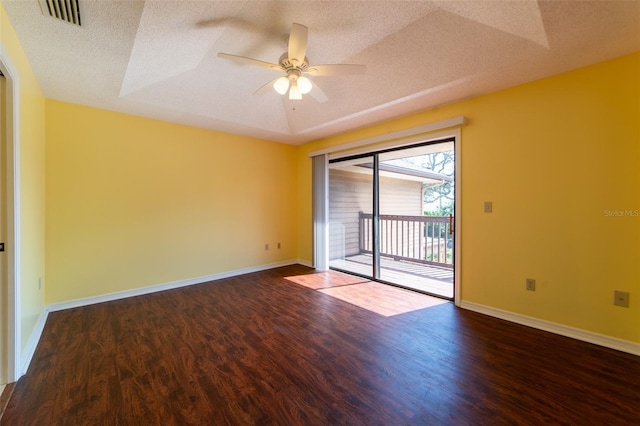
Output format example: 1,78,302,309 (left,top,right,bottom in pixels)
422,151,454,216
